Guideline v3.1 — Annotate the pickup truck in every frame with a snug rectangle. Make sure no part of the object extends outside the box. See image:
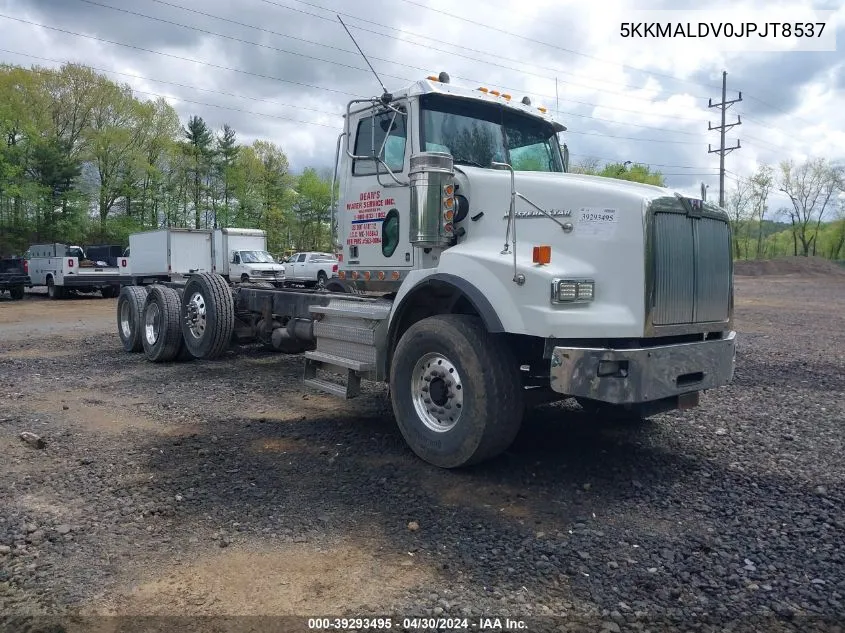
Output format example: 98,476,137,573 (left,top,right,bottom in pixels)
0,257,30,300
282,252,339,288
